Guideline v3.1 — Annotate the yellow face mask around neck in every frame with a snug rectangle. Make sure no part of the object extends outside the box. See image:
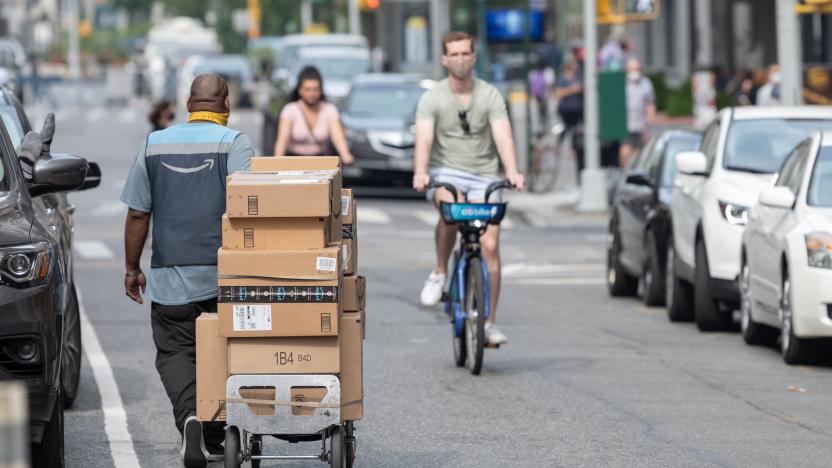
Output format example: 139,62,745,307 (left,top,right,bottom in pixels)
188,111,229,126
